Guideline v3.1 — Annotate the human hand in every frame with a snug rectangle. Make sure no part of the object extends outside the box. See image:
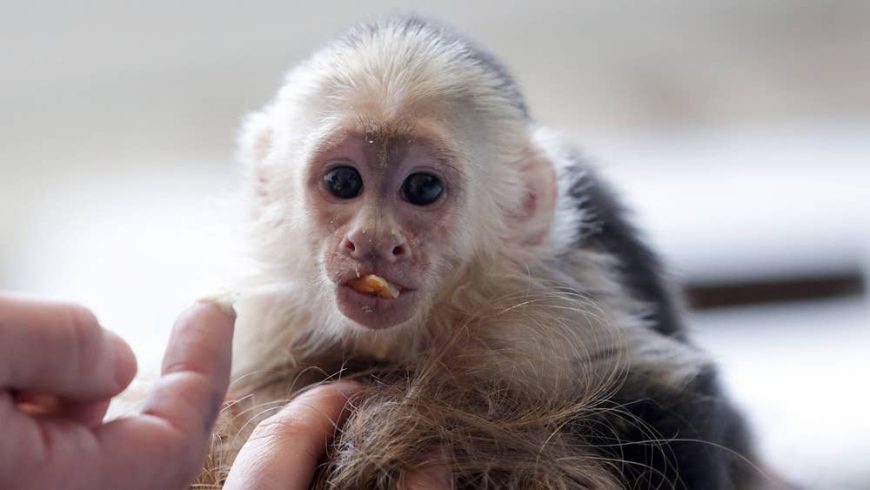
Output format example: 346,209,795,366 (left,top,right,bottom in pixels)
0,294,235,490
224,381,453,490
